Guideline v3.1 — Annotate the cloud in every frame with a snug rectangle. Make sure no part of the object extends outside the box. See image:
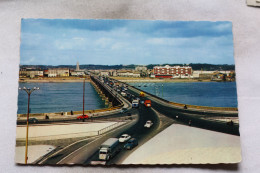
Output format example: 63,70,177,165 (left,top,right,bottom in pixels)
20,19,234,65
94,38,114,48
